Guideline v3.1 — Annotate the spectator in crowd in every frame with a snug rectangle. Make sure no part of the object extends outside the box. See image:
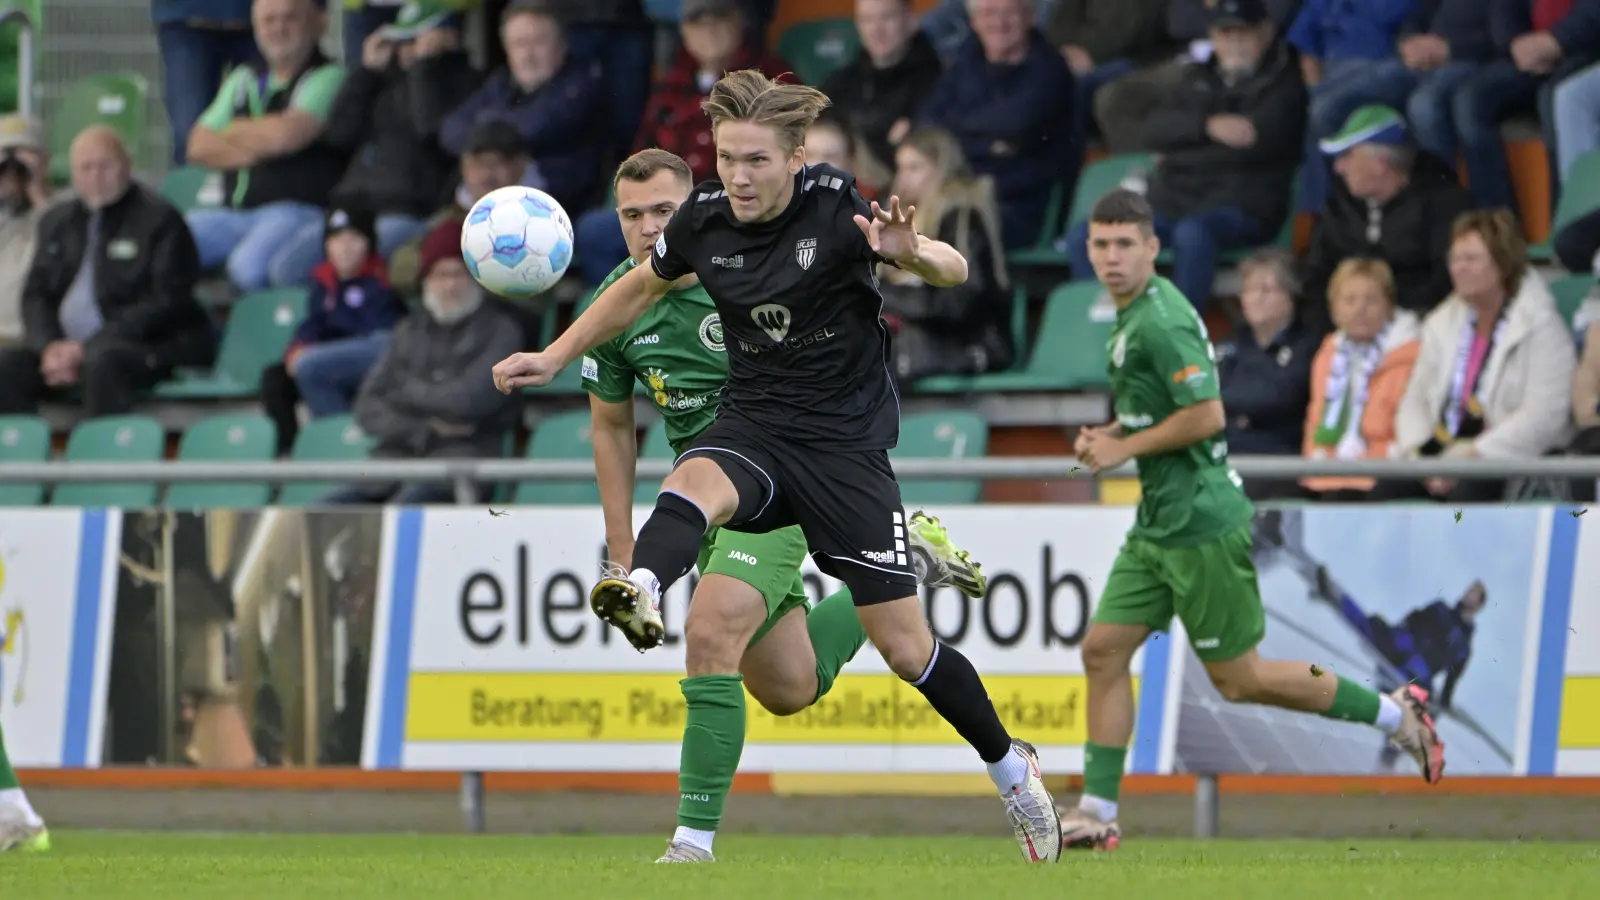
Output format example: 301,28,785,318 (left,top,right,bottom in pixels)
0,127,214,417
0,116,54,350
295,0,481,273
918,0,1075,249
1287,0,1418,212
1552,54,1600,183
1552,203,1600,273
805,119,882,197
152,0,258,165
184,0,348,293
1450,1,1600,211
439,2,606,215
389,120,533,294
573,0,791,284
878,126,1013,383
1392,210,1577,502
535,1,669,160
820,0,943,179
1571,318,1600,454
1043,0,1170,152
260,207,405,455
1302,105,1471,334
918,0,1052,60
1300,258,1422,500
1093,0,1301,154
1215,250,1322,496
1067,0,1306,308
327,220,524,504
